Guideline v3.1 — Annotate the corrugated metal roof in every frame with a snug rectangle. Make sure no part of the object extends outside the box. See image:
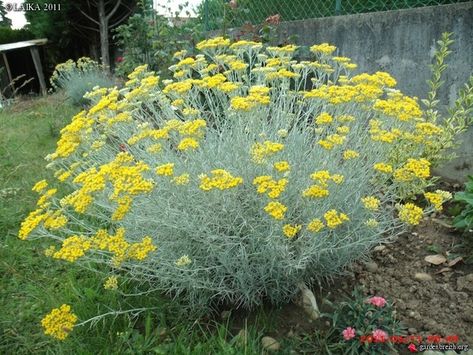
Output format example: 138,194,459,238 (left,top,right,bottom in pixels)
0,39,48,53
